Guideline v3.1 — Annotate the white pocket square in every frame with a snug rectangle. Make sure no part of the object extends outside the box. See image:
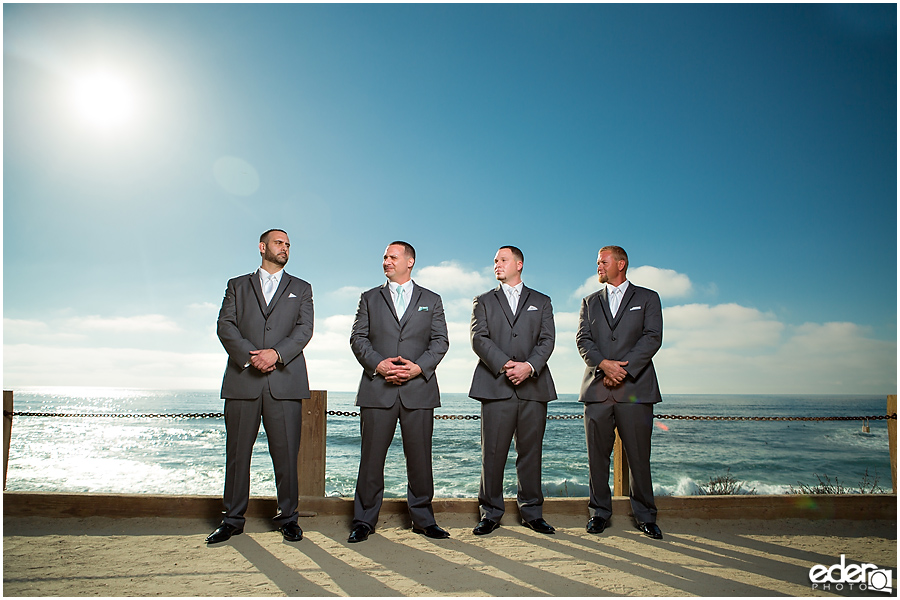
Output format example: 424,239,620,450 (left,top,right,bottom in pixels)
527,305,539,311
629,306,641,311
418,306,429,311
289,293,297,298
